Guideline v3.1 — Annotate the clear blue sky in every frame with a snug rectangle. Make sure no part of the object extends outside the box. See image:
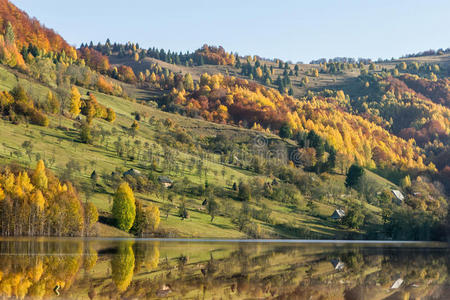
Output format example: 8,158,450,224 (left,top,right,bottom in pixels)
11,0,450,63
